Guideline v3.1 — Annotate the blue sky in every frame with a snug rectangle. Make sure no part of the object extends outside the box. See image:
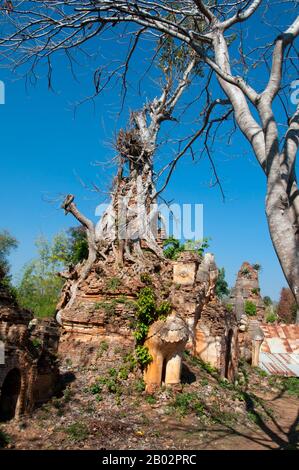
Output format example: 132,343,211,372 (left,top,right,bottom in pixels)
0,5,297,300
